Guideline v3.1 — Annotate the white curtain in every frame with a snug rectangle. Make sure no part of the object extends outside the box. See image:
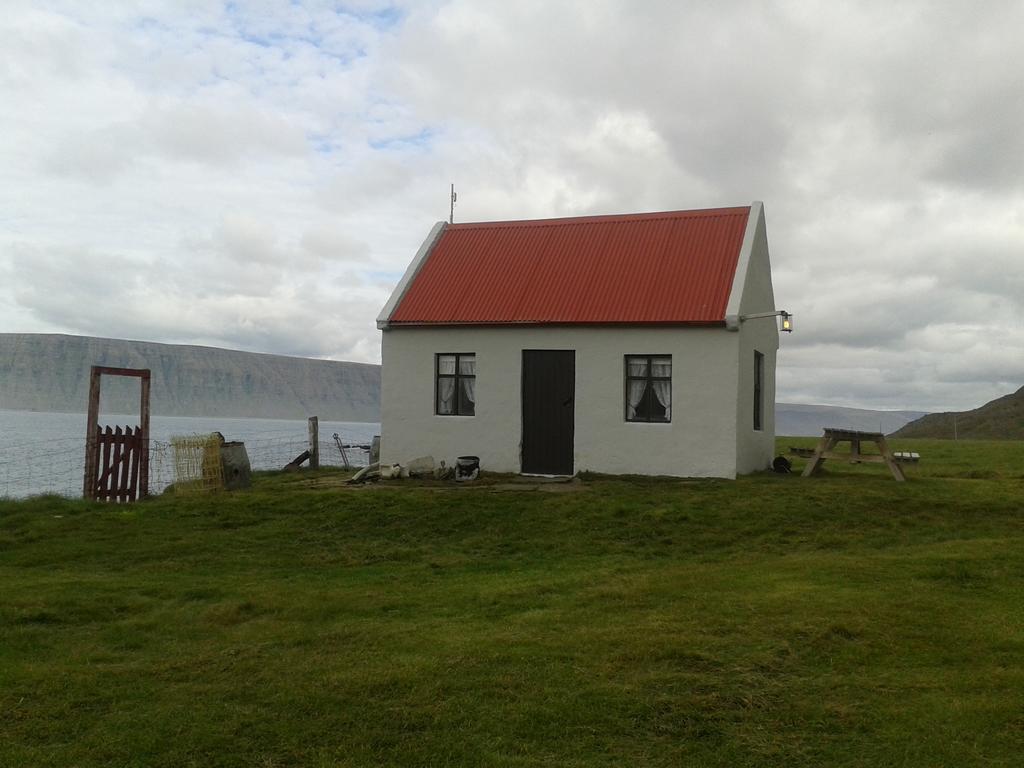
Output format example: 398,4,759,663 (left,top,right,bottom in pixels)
651,357,671,420
460,379,475,411
627,358,647,419
437,355,456,413
459,356,475,411
438,355,457,375
437,378,456,413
